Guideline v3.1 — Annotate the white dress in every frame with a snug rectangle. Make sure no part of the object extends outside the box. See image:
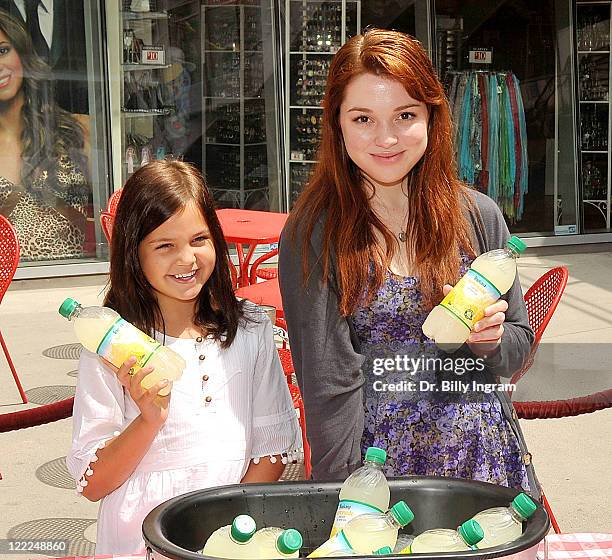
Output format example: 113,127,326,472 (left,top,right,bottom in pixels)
66,313,301,555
